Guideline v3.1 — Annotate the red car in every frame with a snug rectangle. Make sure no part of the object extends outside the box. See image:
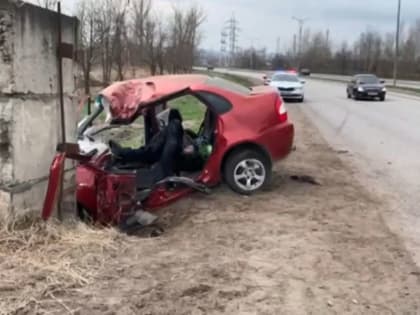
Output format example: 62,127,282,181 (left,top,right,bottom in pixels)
43,75,294,230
